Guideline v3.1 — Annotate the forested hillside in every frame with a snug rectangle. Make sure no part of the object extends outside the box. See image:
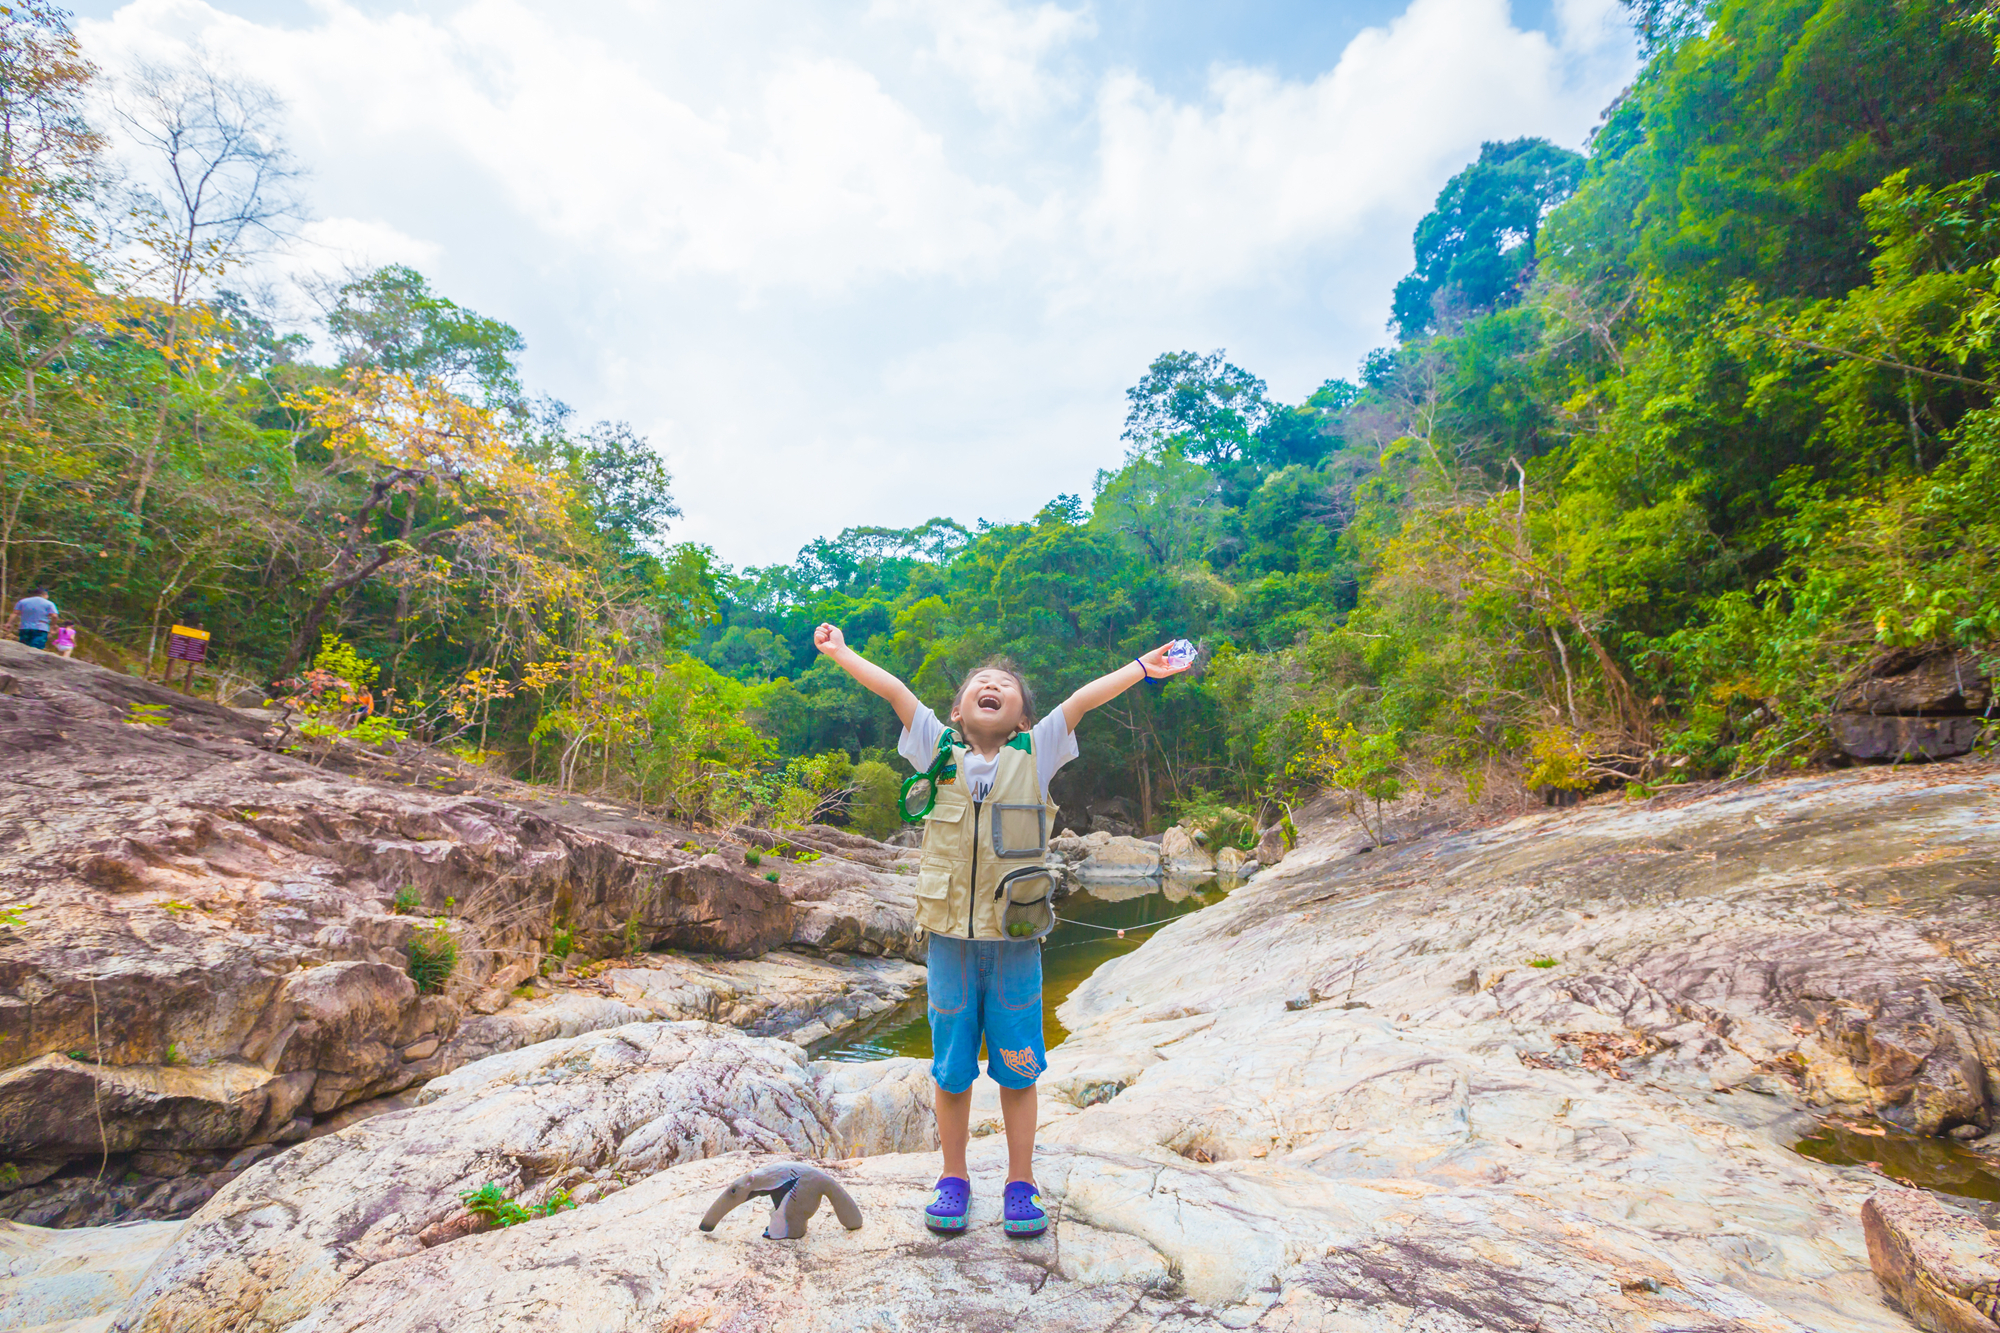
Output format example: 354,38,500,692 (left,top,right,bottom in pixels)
5,0,1995,838
692,0,2000,830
